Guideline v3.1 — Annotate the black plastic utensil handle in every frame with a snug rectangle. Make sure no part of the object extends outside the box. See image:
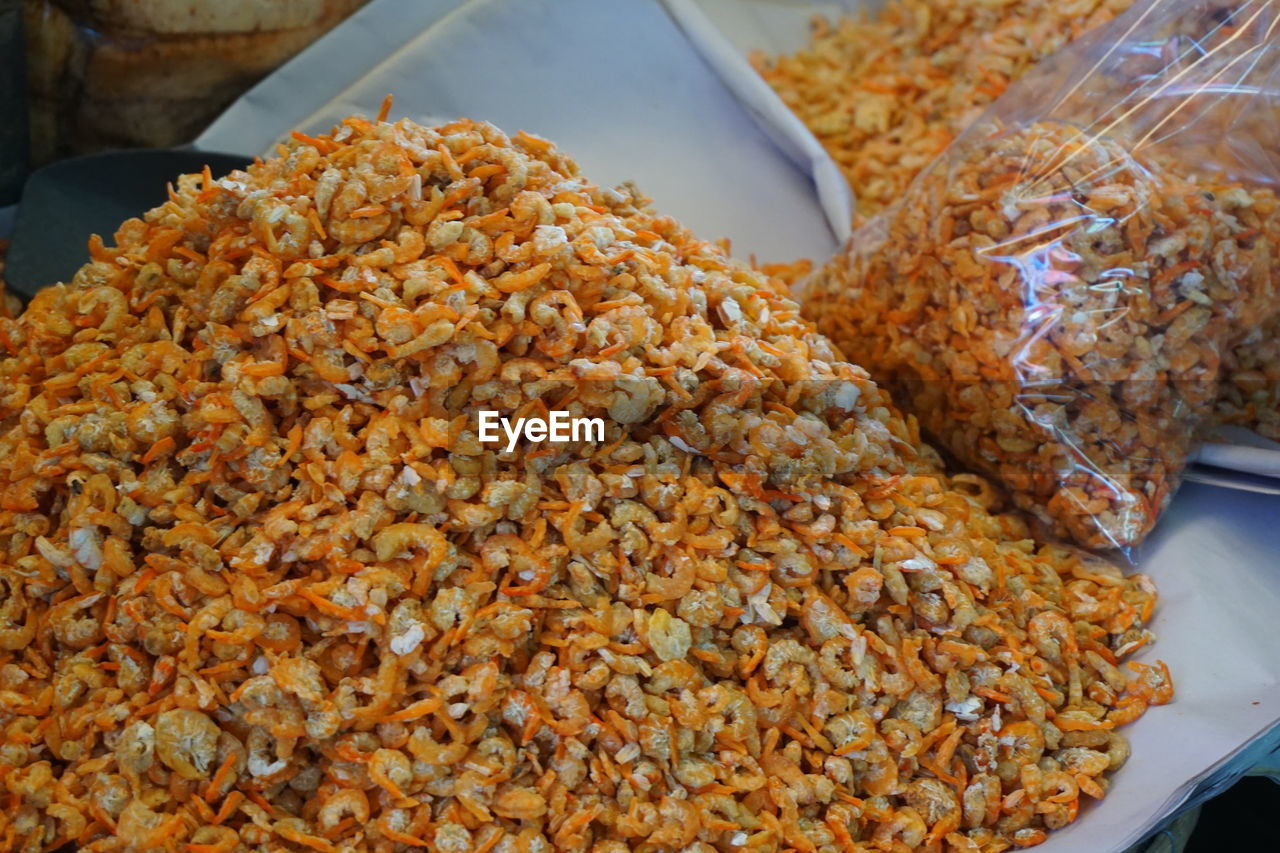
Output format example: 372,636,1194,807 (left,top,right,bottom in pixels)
0,0,28,207
6,148,250,298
